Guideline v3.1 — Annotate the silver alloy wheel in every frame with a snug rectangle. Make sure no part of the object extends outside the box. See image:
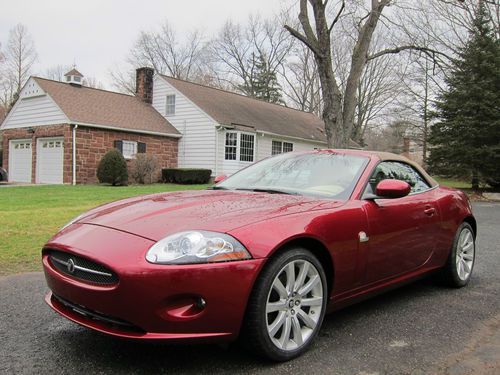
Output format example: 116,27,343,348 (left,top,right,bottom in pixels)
265,259,324,351
456,227,475,281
